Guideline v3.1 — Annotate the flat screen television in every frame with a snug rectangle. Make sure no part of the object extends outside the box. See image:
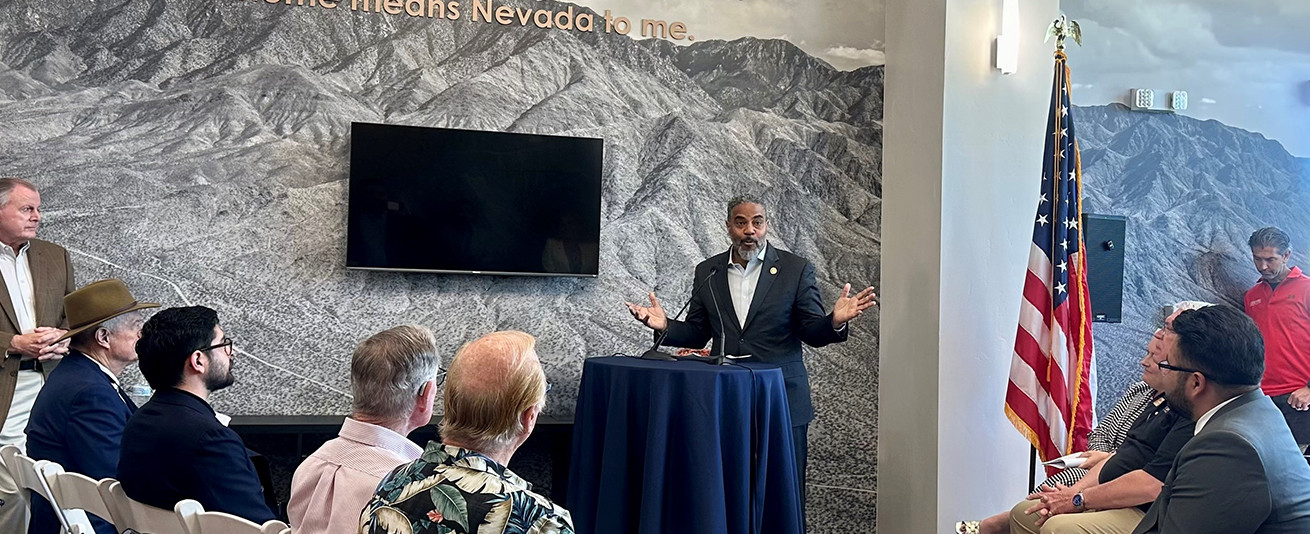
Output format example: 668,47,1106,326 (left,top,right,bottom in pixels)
346,122,603,277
